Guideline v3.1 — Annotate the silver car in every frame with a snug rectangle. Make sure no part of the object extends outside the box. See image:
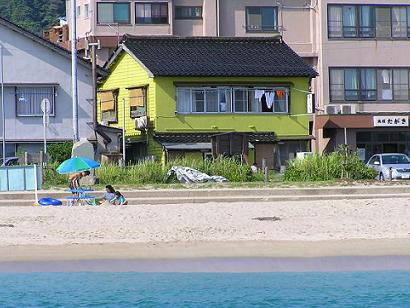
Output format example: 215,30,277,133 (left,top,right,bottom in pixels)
367,153,410,180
